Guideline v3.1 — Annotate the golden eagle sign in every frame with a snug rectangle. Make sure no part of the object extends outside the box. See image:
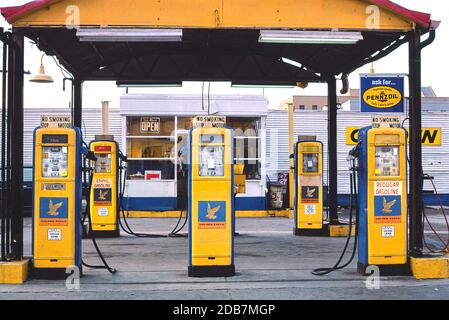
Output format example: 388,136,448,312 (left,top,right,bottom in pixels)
360,75,404,113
